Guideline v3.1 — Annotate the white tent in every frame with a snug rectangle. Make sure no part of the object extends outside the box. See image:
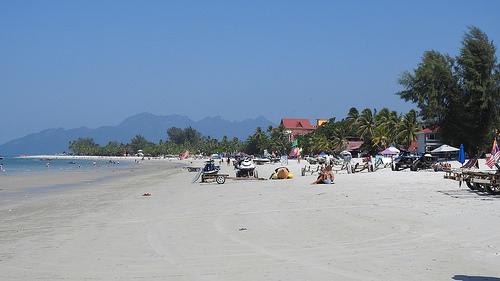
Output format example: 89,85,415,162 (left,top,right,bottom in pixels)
430,144,459,153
